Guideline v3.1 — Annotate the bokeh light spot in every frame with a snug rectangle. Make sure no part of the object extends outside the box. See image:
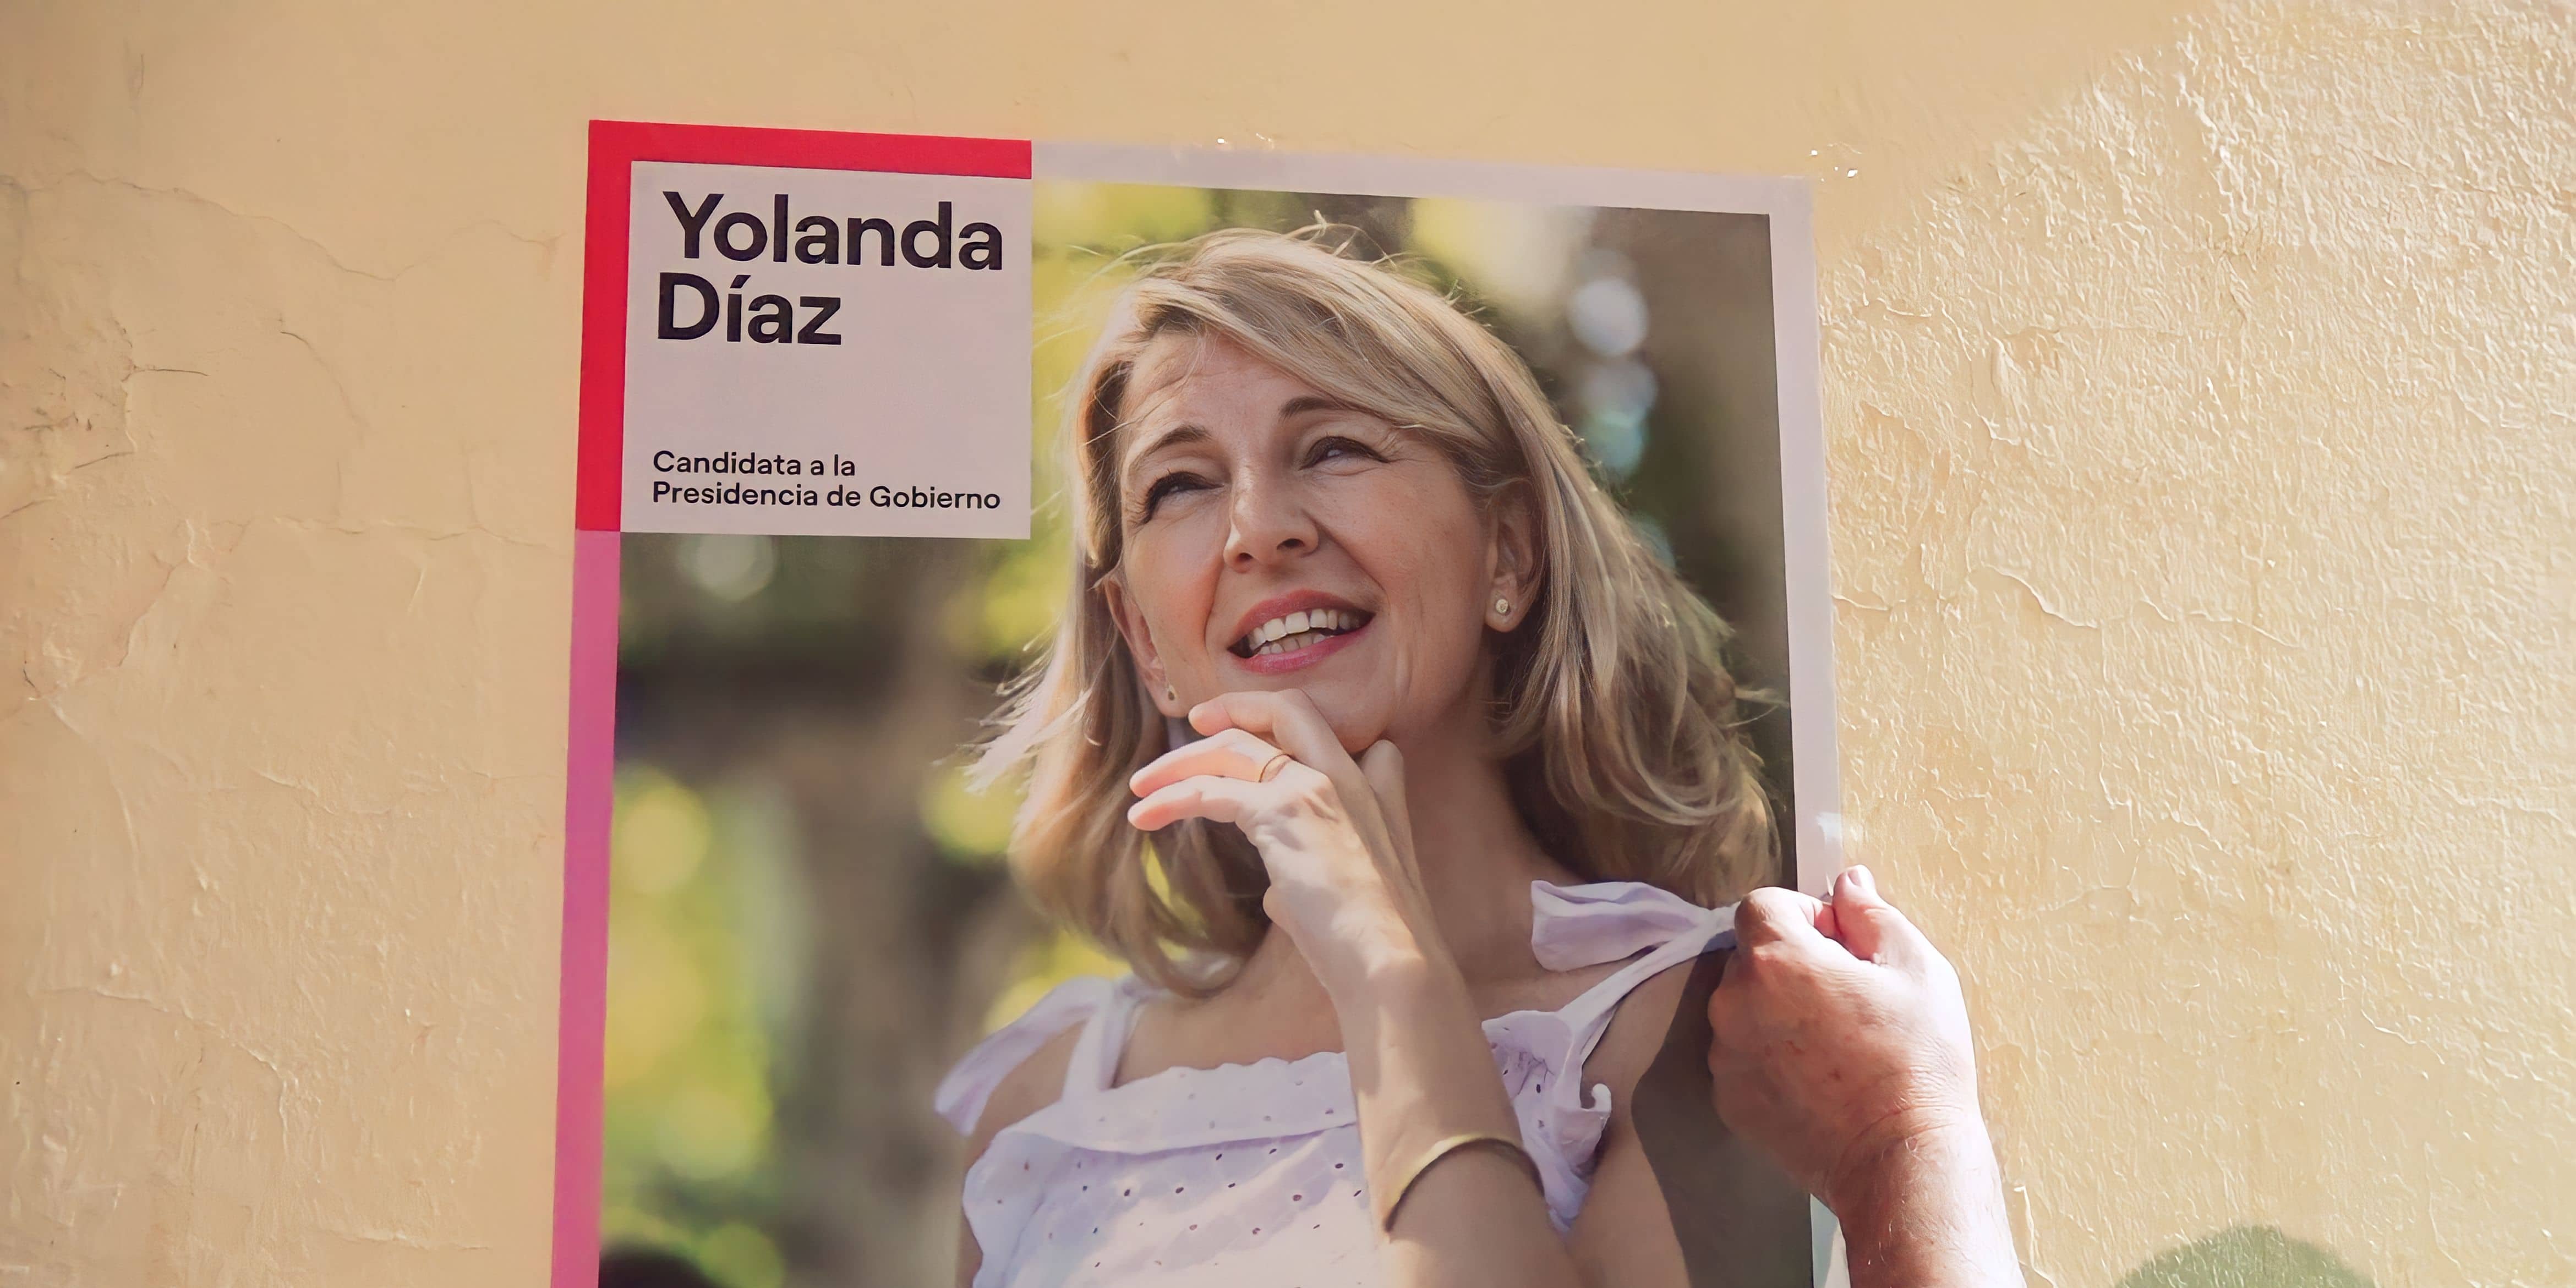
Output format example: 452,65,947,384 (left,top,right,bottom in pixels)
1567,276,1649,357
658,1077,769,1181
682,534,778,602
617,775,712,896
701,1222,786,1288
